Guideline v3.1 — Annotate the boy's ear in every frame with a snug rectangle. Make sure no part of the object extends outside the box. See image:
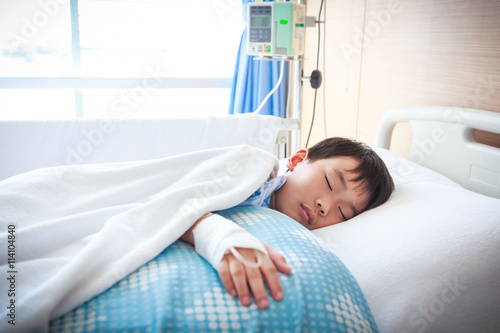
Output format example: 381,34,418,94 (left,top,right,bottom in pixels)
286,149,309,171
